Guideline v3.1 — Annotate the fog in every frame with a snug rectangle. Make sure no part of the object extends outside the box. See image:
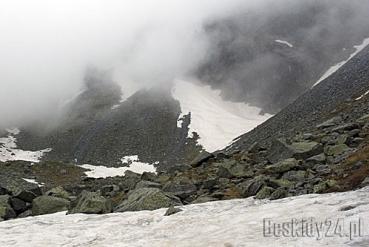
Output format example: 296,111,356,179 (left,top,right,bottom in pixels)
0,0,369,128
0,0,247,128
